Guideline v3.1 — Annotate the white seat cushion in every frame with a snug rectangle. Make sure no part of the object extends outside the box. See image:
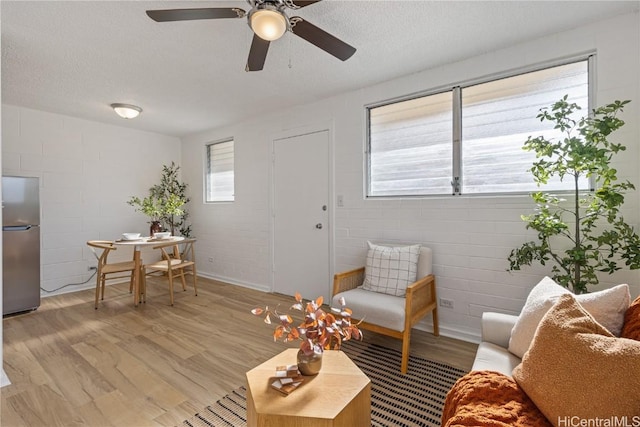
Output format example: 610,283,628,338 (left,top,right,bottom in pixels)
332,288,406,332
